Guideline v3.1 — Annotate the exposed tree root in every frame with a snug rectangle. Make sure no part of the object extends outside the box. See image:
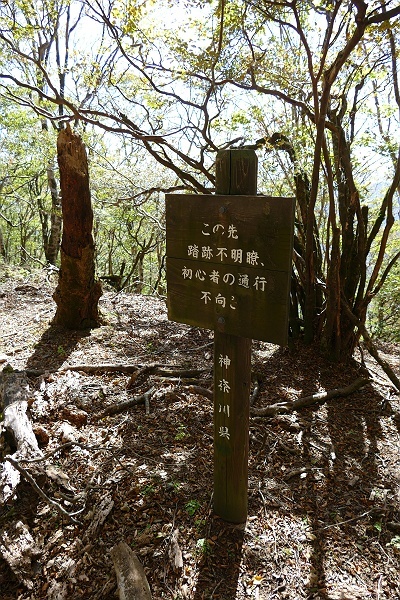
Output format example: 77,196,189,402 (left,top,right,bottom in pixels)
25,363,208,379
21,360,392,422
